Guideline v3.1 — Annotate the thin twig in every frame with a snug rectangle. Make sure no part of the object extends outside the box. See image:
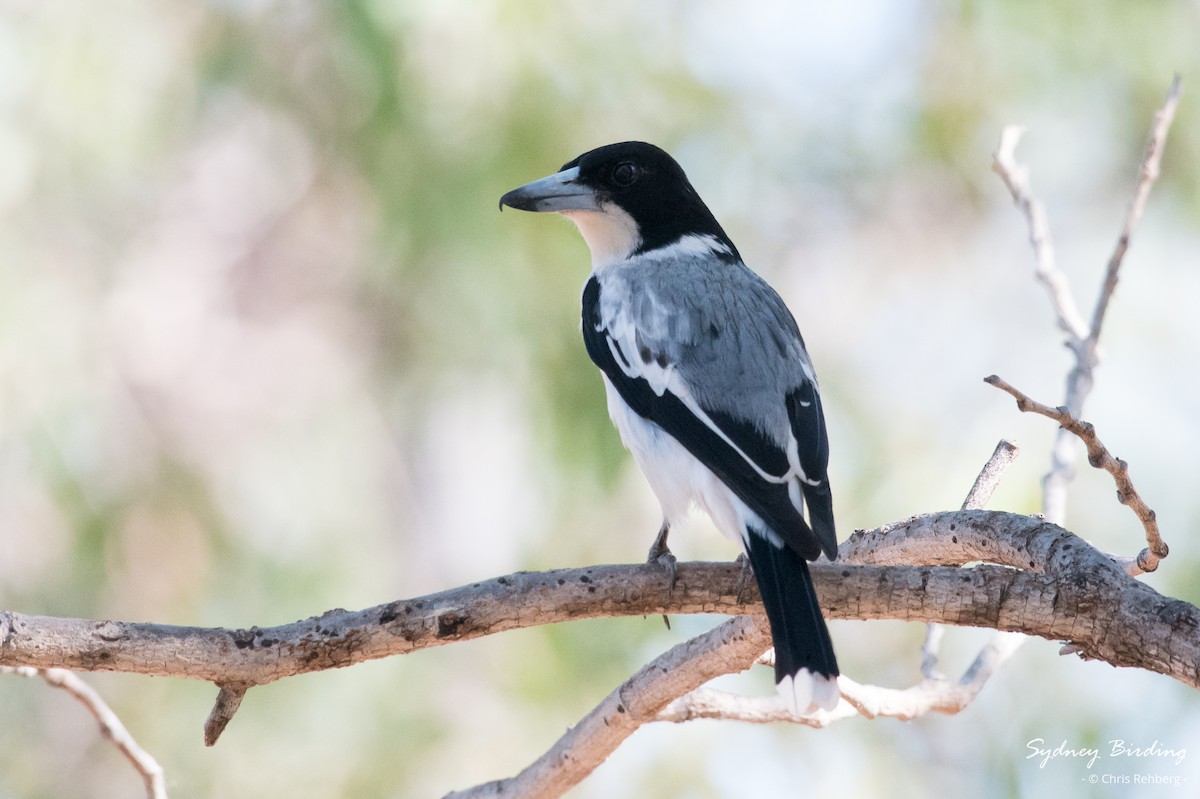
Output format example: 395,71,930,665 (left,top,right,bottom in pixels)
1,665,167,799
1087,74,1183,349
1061,76,1183,521
657,686,855,727
992,126,1089,344
984,374,1167,572
659,631,1028,727
919,624,946,681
